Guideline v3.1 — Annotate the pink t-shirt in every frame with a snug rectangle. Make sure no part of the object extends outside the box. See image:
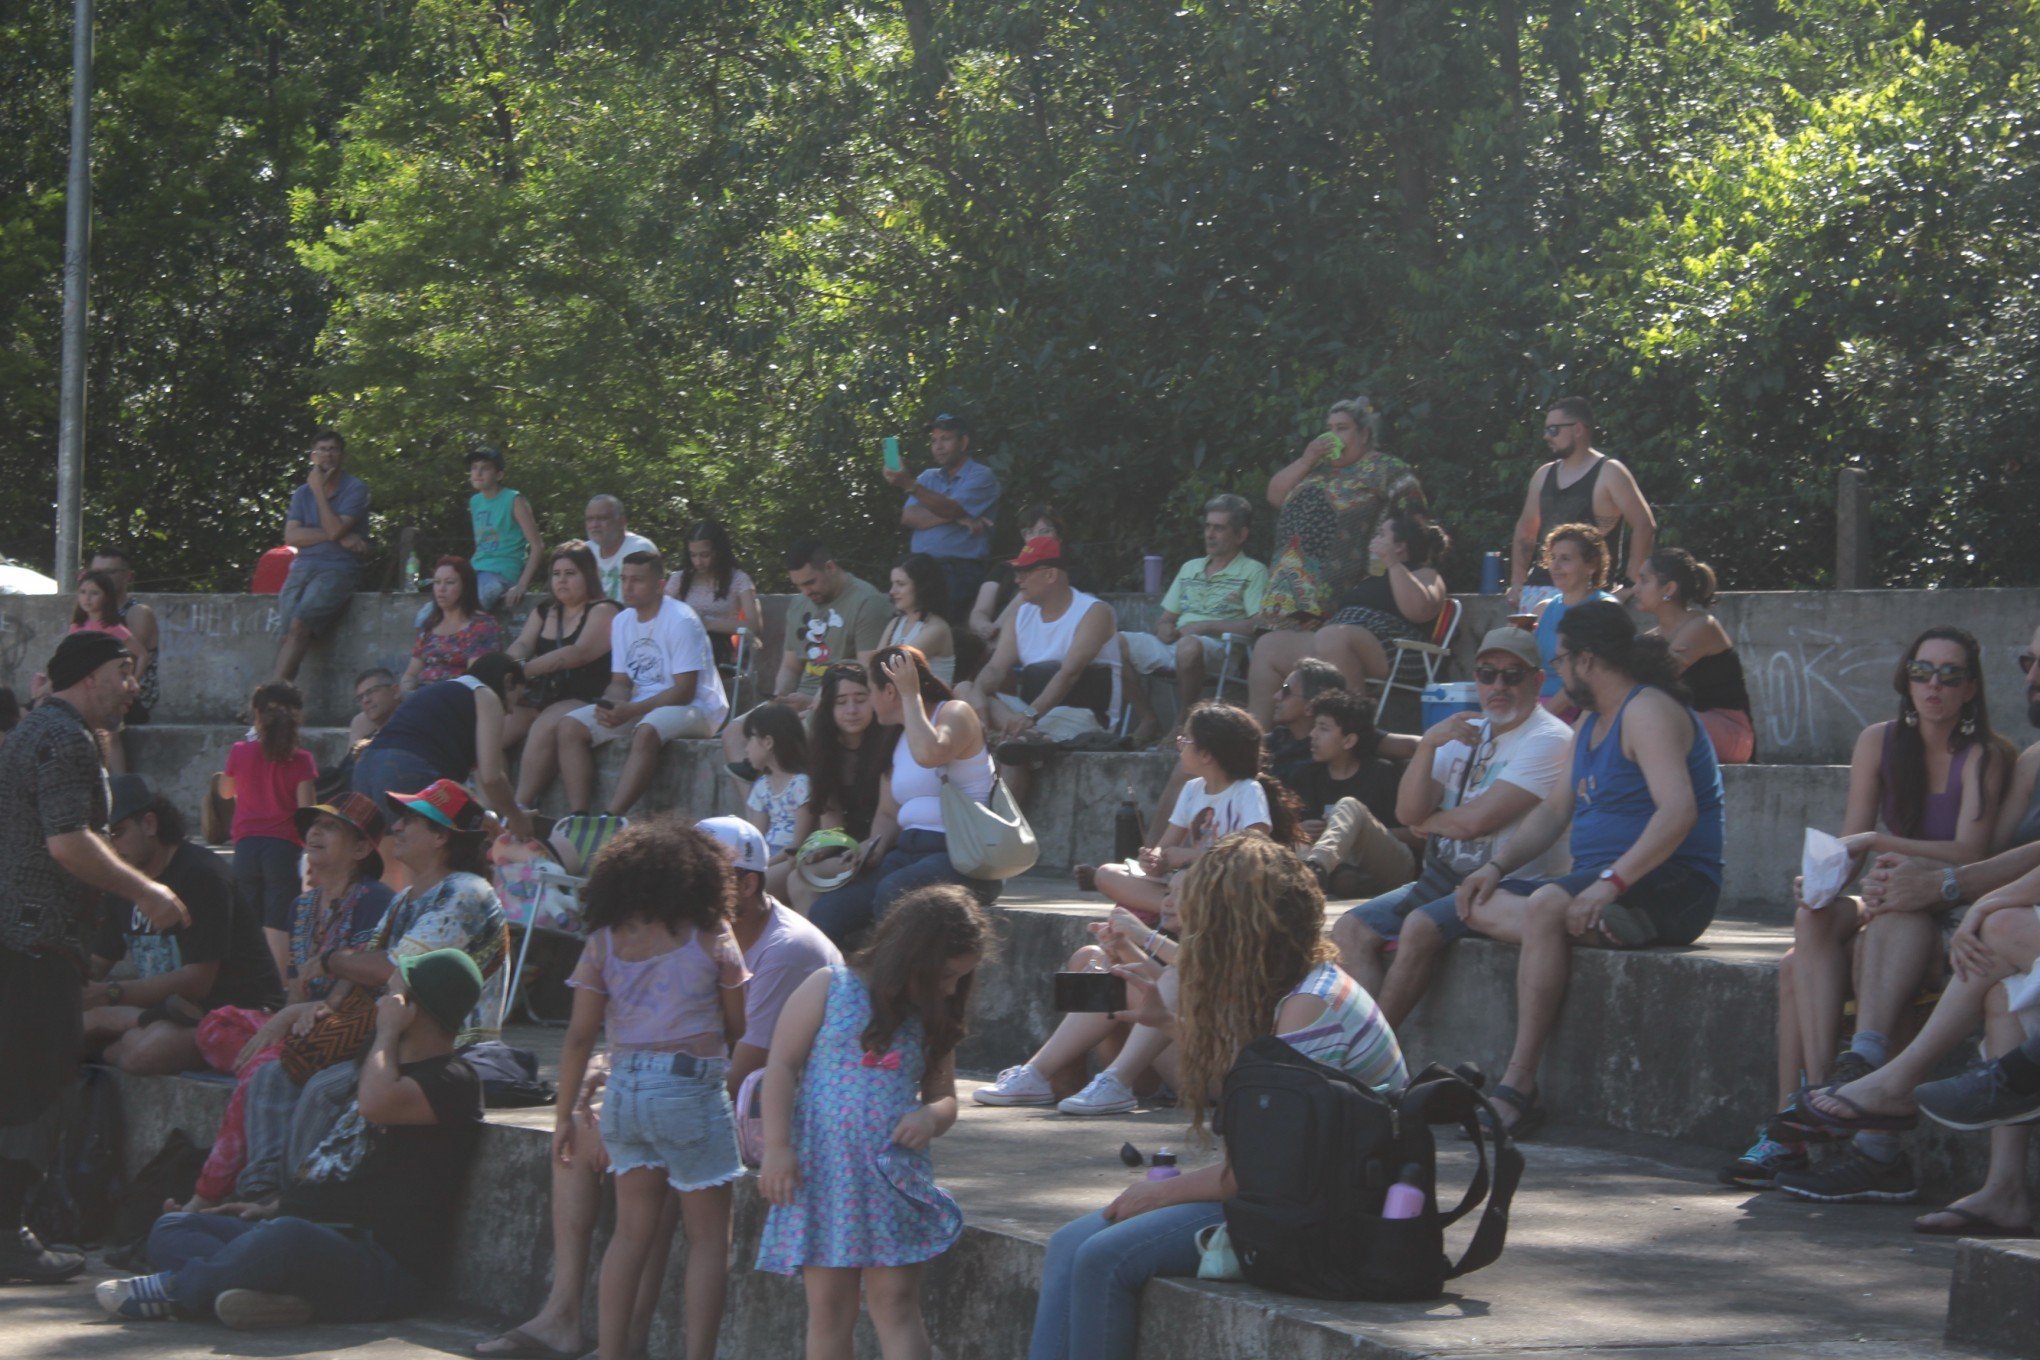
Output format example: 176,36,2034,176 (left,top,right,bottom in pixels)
568,923,750,1051
225,741,318,844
